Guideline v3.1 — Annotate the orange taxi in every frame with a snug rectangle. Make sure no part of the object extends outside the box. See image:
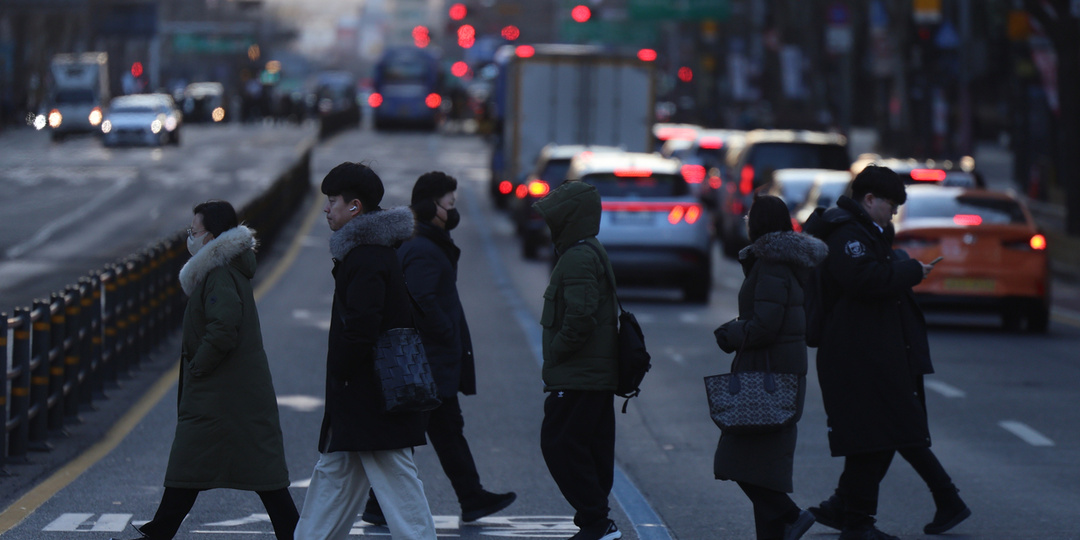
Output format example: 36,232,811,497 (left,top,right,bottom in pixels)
893,185,1050,332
